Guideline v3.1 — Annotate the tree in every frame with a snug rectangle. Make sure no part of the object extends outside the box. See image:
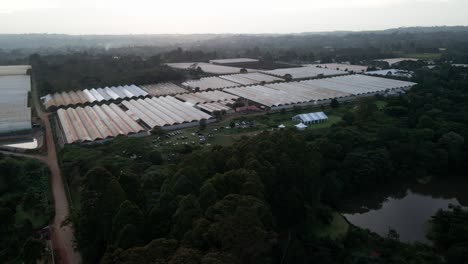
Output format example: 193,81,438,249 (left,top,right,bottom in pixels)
330,98,340,108
112,200,145,239
22,237,44,264
116,224,143,249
